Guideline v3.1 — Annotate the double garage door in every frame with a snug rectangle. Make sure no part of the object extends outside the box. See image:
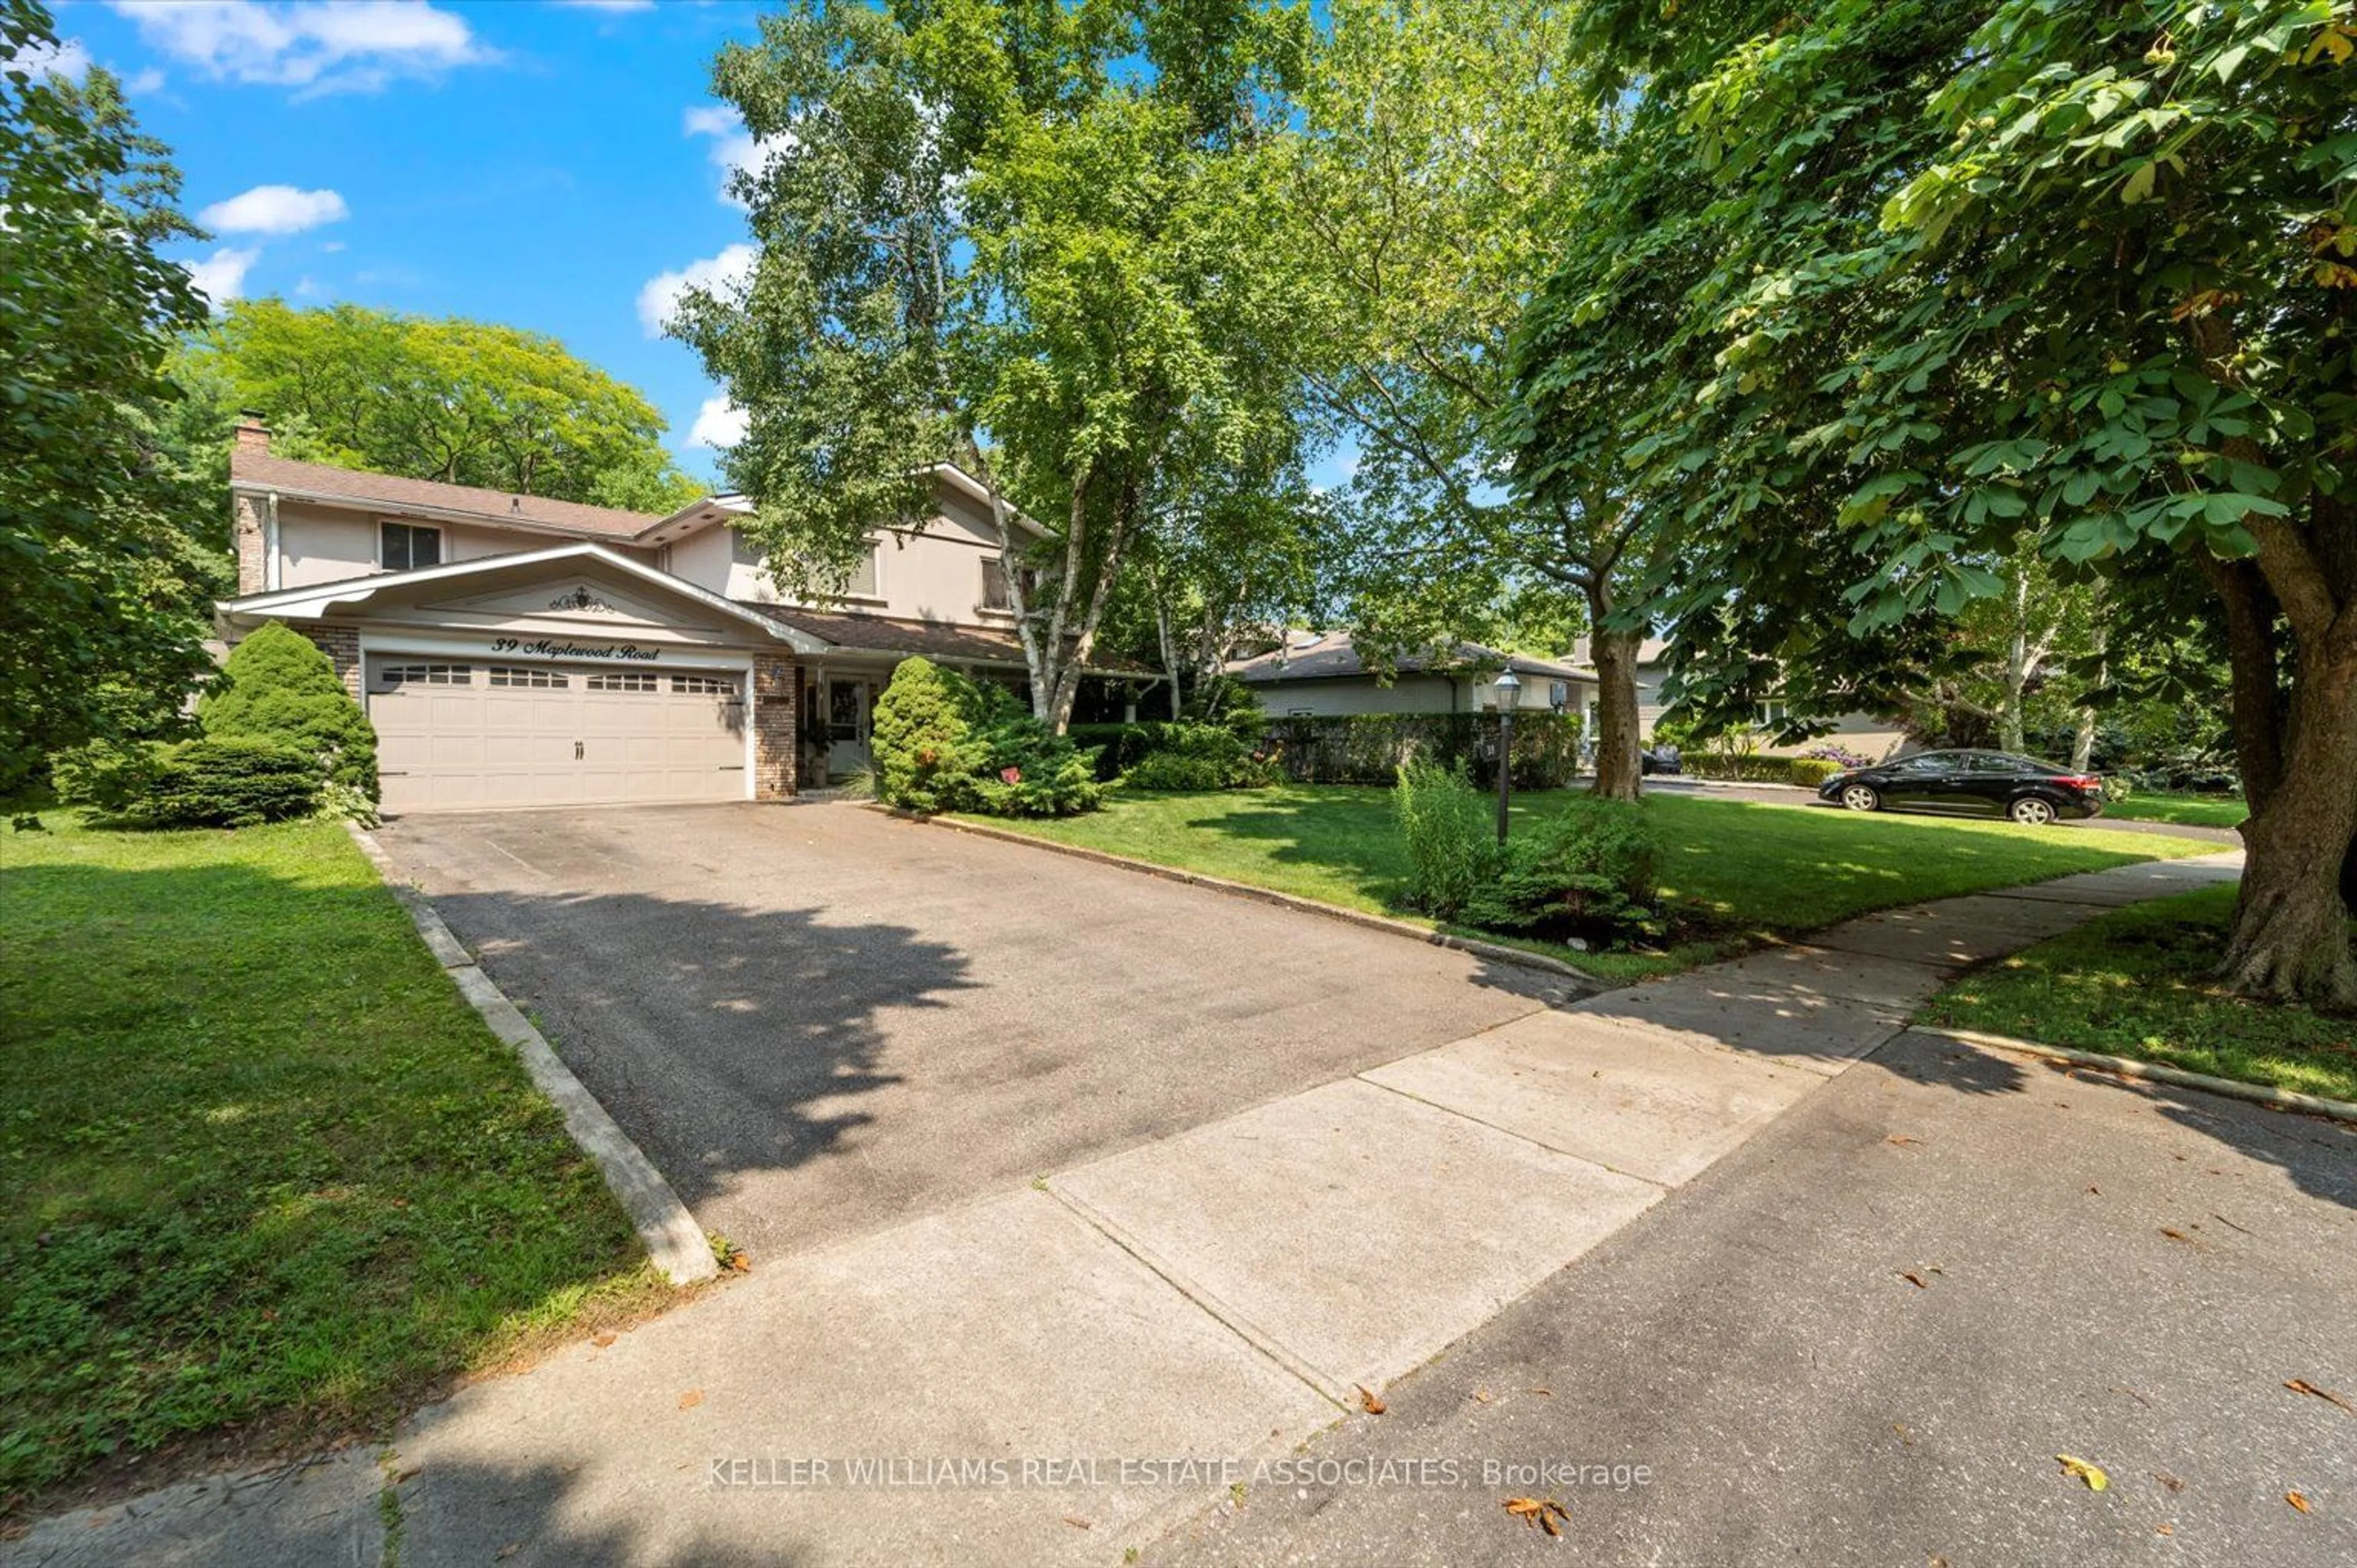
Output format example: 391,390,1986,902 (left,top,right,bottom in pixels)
370,657,746,814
